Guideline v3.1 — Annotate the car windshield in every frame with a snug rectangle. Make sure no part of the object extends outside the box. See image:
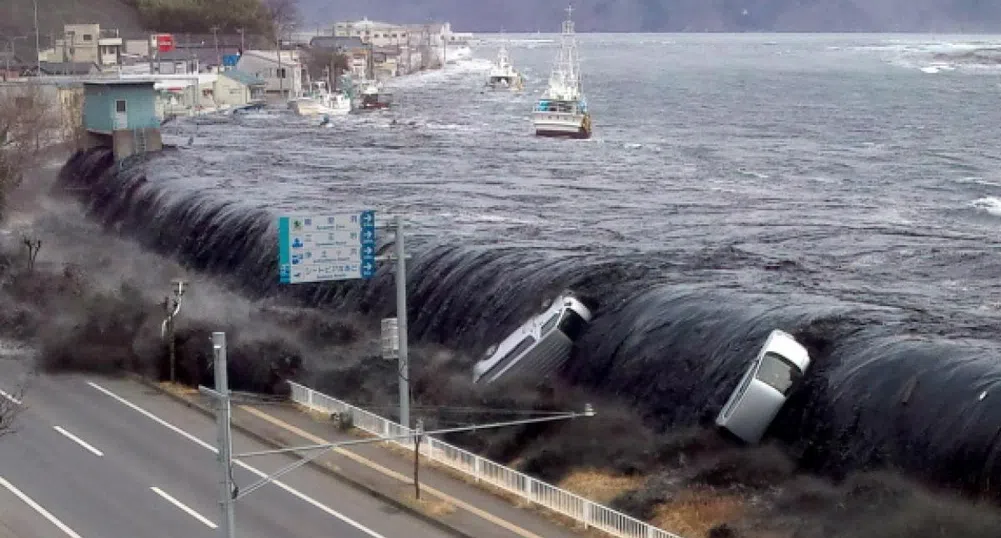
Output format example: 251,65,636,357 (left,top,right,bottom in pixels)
754,352,802,396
